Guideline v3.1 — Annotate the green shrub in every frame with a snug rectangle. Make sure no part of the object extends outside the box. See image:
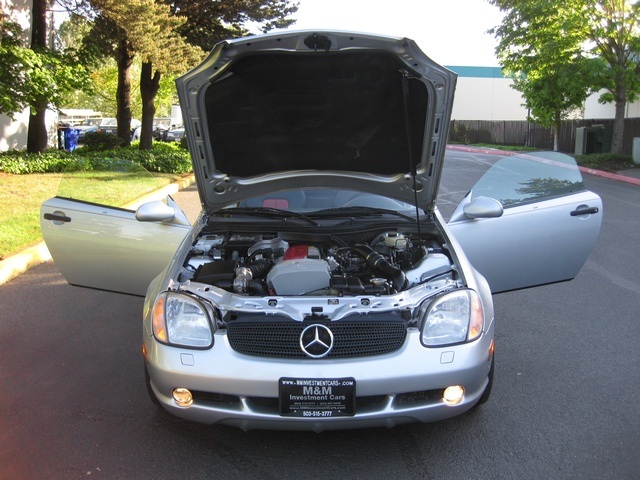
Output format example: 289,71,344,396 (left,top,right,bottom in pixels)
0,143,193,175
574,152,633,164
0,149,74,174
574,153,635,172
450,123,470,144
475,129,494,144
450,123,495,145
472,143,537,152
